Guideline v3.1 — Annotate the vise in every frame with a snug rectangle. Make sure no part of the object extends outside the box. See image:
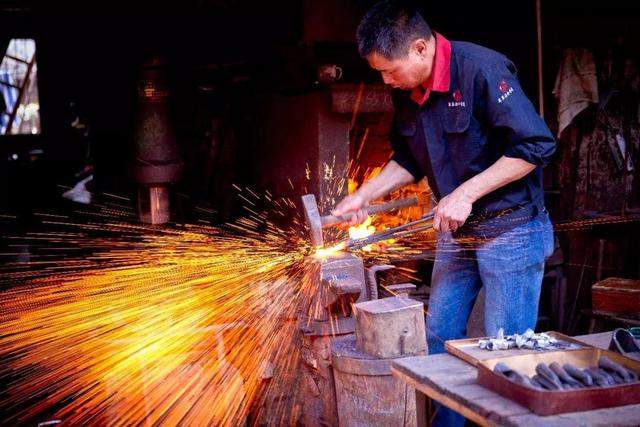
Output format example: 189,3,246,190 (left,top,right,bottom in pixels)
300,252,369,337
